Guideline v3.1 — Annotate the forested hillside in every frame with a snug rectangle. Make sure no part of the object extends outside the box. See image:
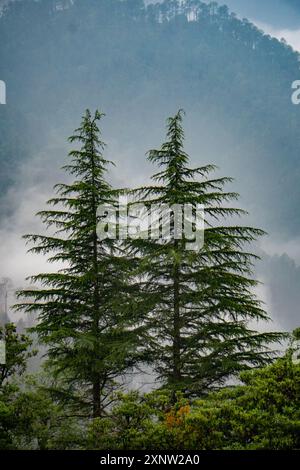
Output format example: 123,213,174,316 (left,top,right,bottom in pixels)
215,0,300,27
1,0,300,236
